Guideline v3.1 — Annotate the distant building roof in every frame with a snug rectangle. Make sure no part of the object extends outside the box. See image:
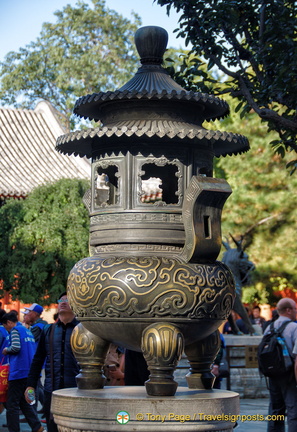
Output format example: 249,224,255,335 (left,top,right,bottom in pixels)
0,100,91,199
